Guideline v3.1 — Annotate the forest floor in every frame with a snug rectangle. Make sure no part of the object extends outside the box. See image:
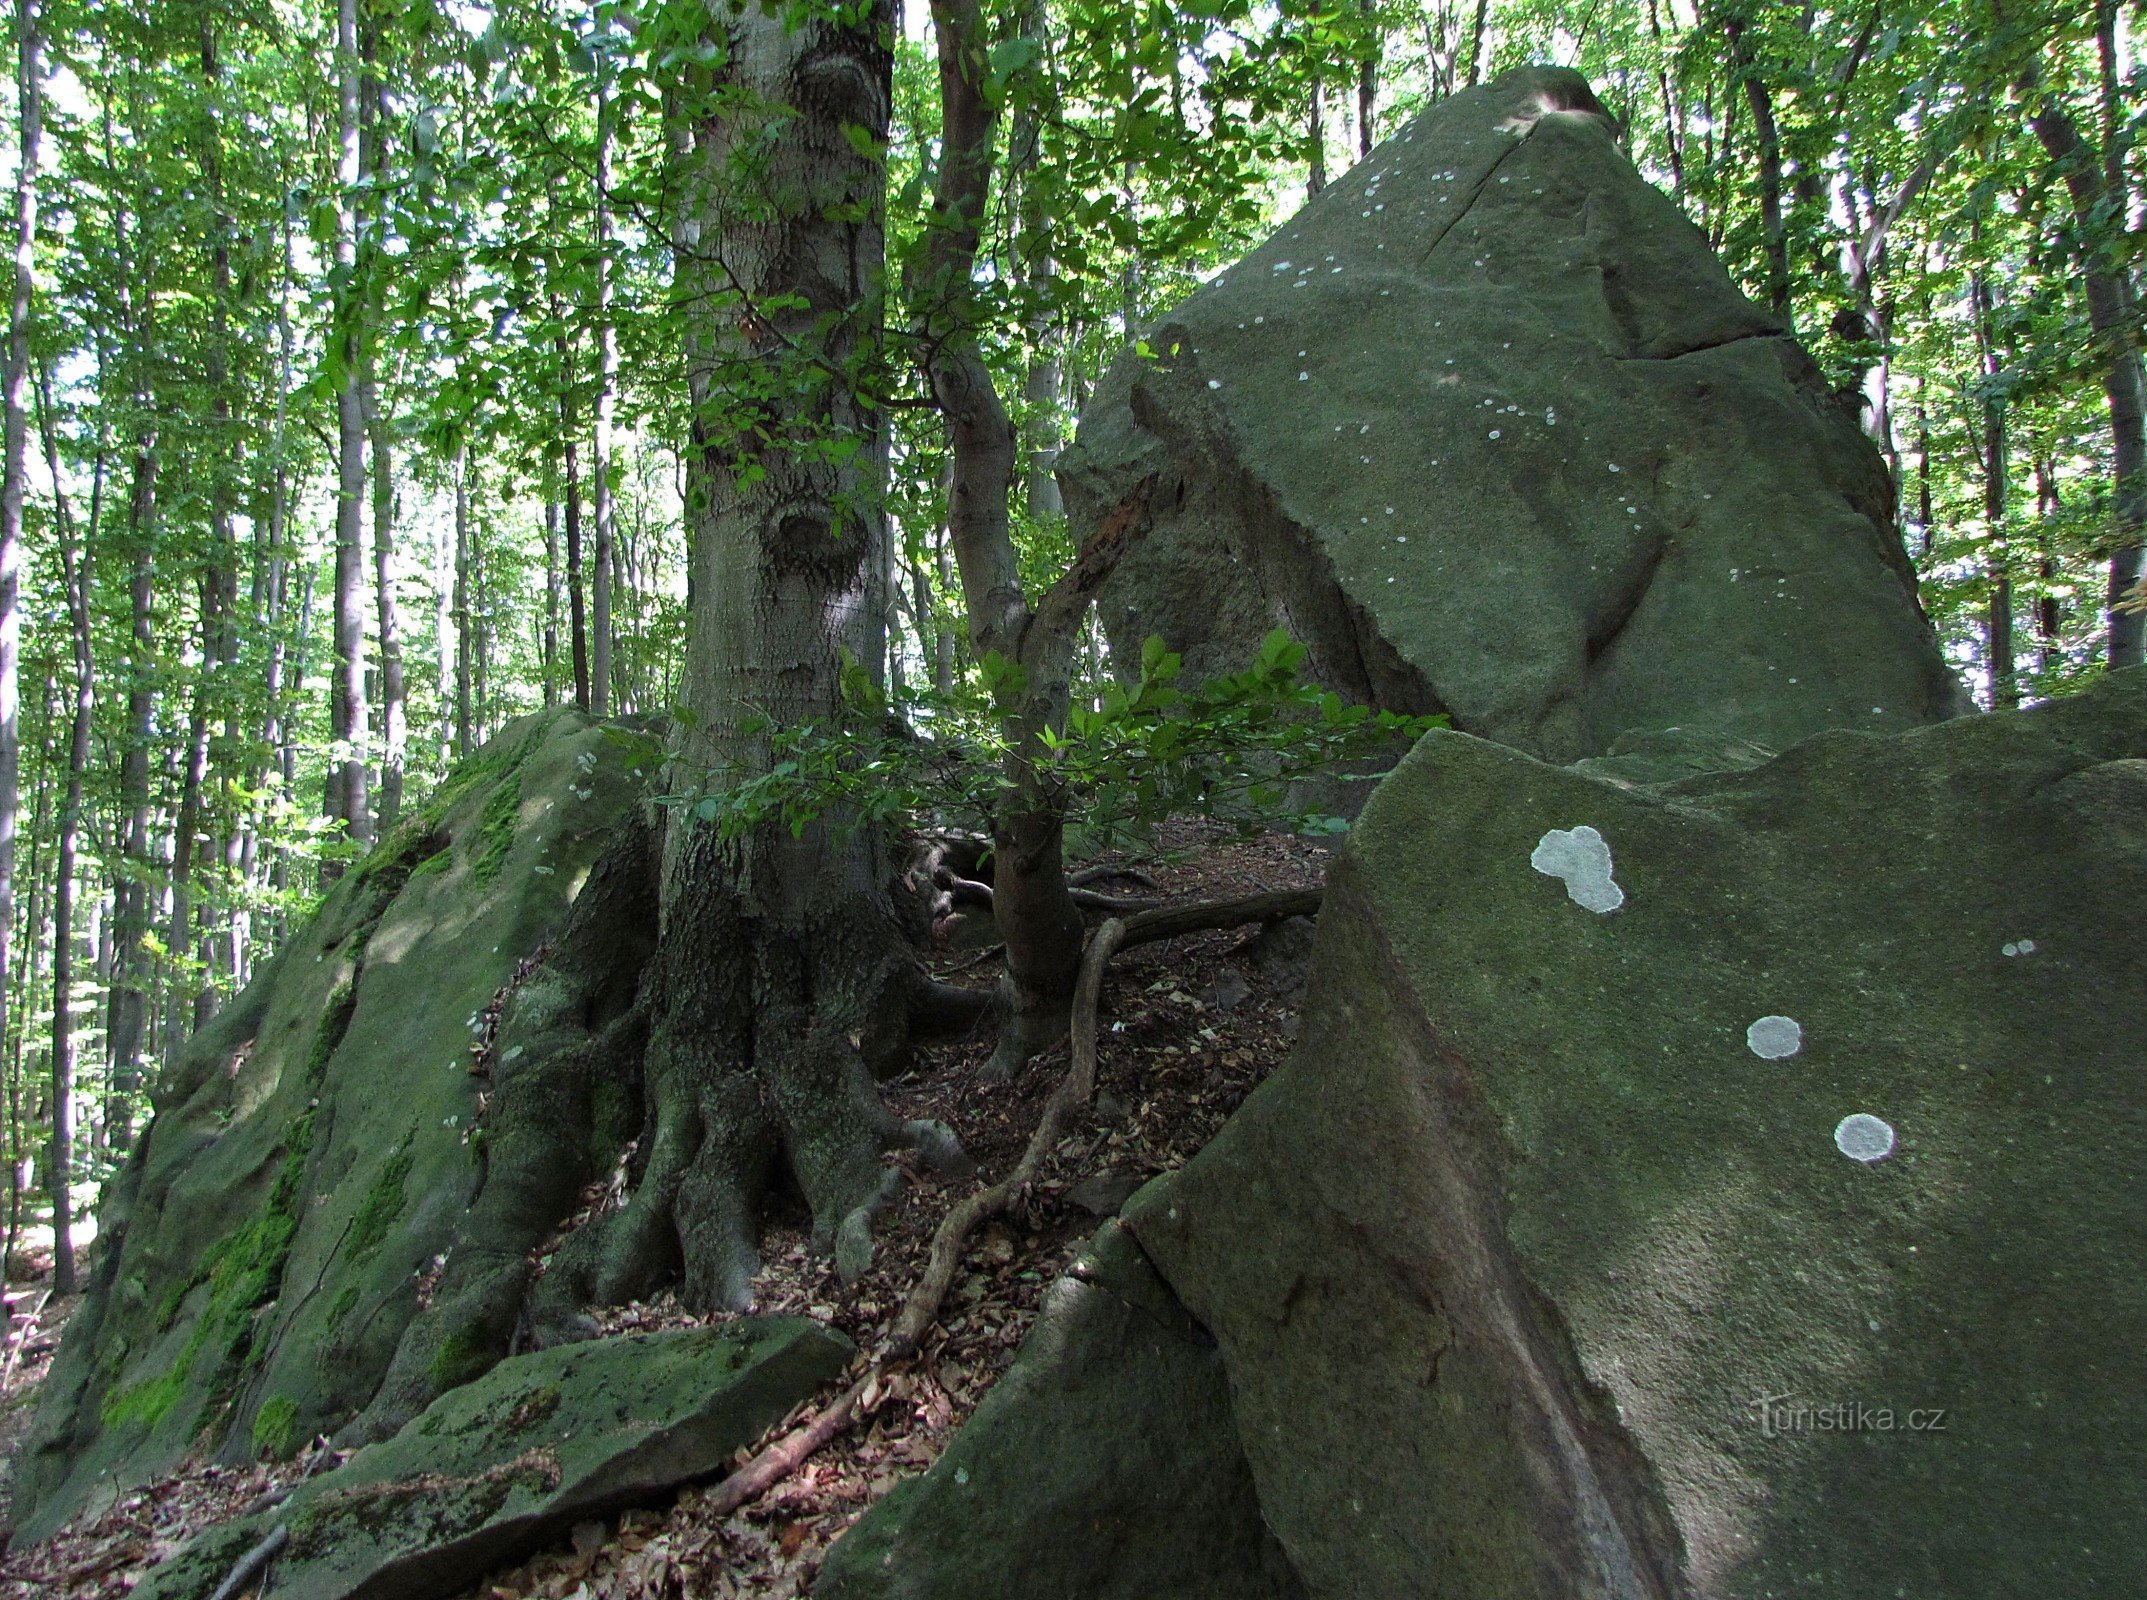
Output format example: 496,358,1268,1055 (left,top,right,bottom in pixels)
0,819,1328,1599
